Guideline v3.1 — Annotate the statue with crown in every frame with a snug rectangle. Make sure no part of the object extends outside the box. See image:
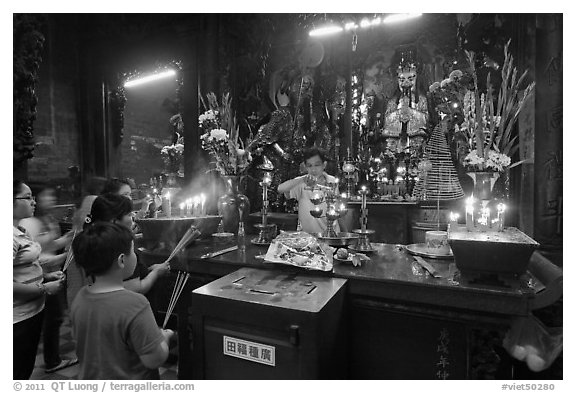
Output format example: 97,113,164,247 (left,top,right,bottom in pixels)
382,45,429,155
